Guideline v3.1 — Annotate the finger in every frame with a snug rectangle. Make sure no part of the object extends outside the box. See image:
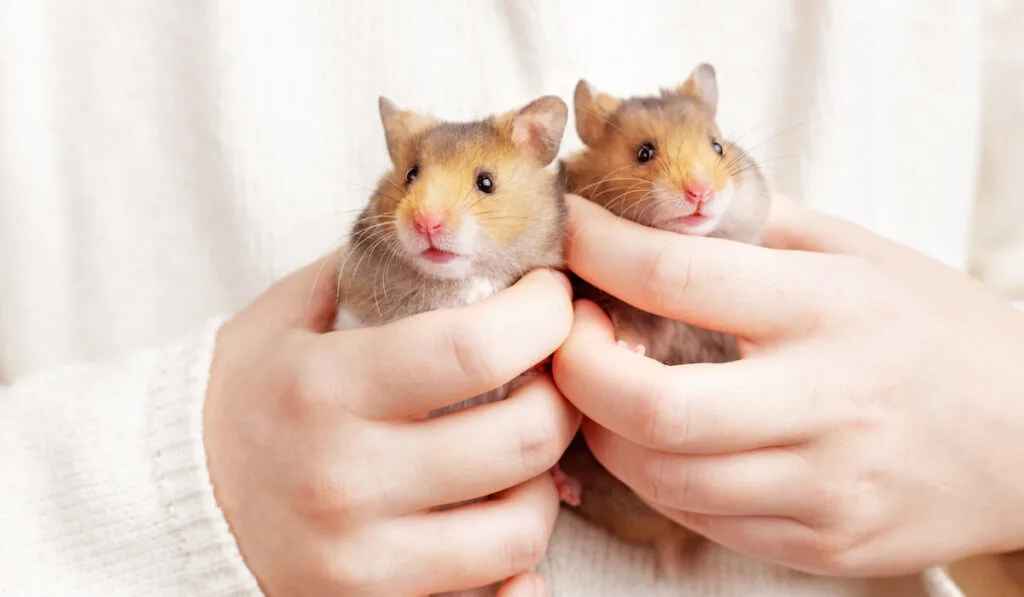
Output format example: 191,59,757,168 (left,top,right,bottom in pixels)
225,249,347,348
762,195,896,257
582,420,808,516
647,507,856,577
318,268,574,420
762,194,951,276
648,509,838,576
553,301,814,453
498,572,548,597
387,374,581,513
565,194,821,339
388,473,560,595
